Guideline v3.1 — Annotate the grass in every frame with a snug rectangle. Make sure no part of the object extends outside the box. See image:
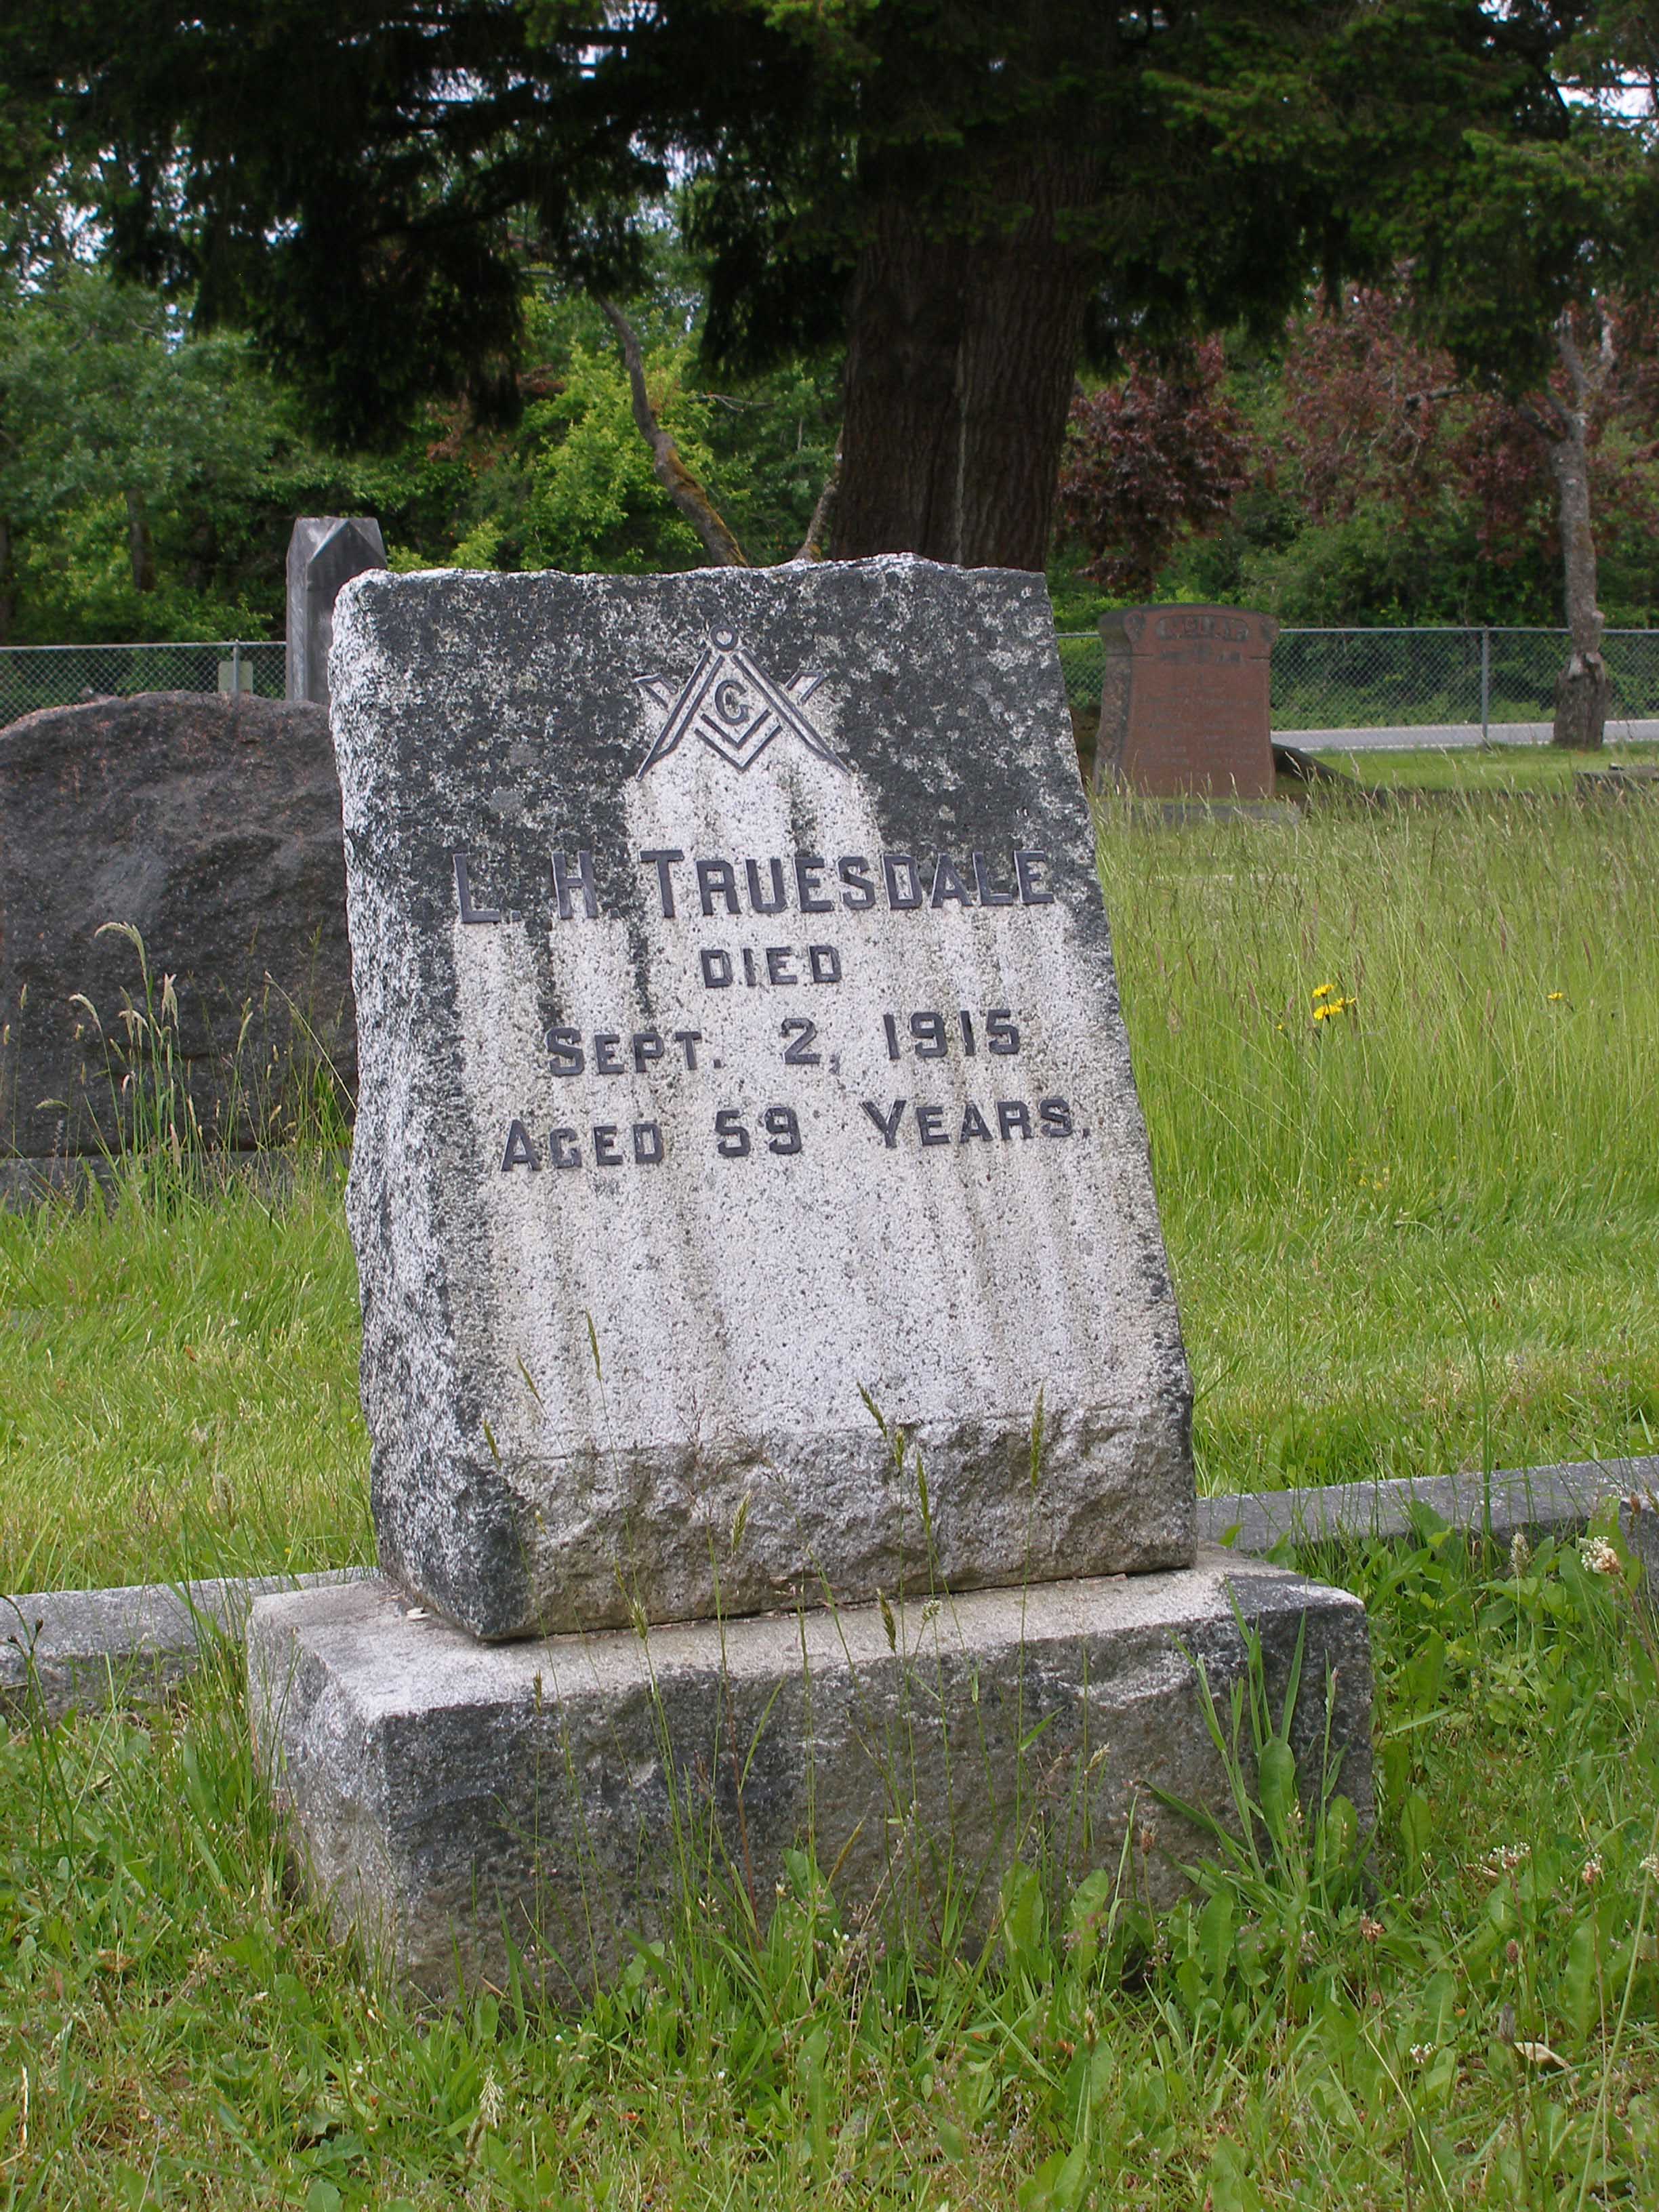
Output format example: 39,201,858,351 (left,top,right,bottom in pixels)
0,1170,369,1595
3,760,1658,1590
1,1523,1655,2205
1308,739,1659,793
1097,776,1659,1498
2,754,1658,2203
